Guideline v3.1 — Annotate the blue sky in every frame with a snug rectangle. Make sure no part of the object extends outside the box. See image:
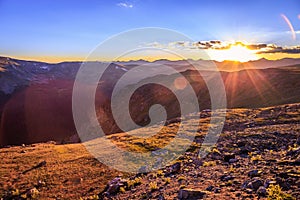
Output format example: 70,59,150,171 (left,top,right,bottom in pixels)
0,0,299,62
